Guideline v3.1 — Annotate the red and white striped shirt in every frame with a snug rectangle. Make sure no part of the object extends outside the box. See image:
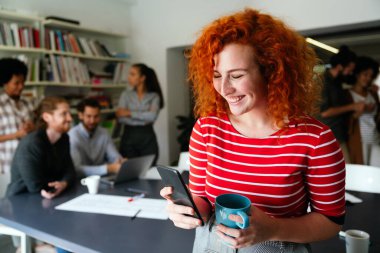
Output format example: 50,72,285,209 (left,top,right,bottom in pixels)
189,114,345,219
